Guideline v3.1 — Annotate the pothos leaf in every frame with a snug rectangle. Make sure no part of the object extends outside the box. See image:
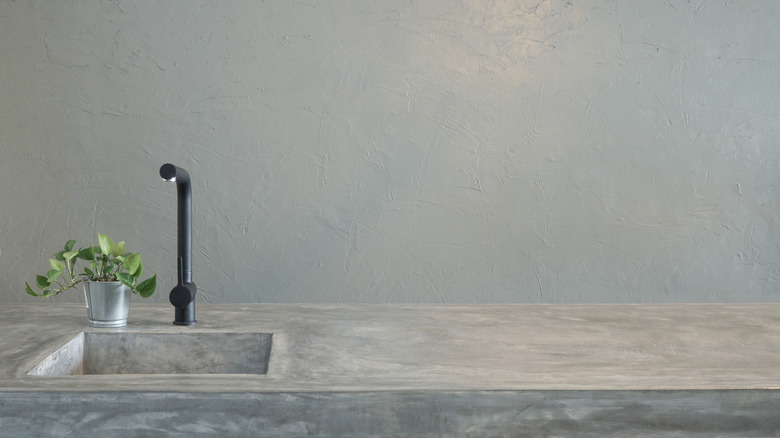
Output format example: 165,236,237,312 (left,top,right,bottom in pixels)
49,259,65,272
114,241,126,257
136,275,157,298
47,268,61,283
78,246,95,261
98,233,115,257
25,283,39,297
124,253,141,277
117,272,135,288
35,275,50,289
